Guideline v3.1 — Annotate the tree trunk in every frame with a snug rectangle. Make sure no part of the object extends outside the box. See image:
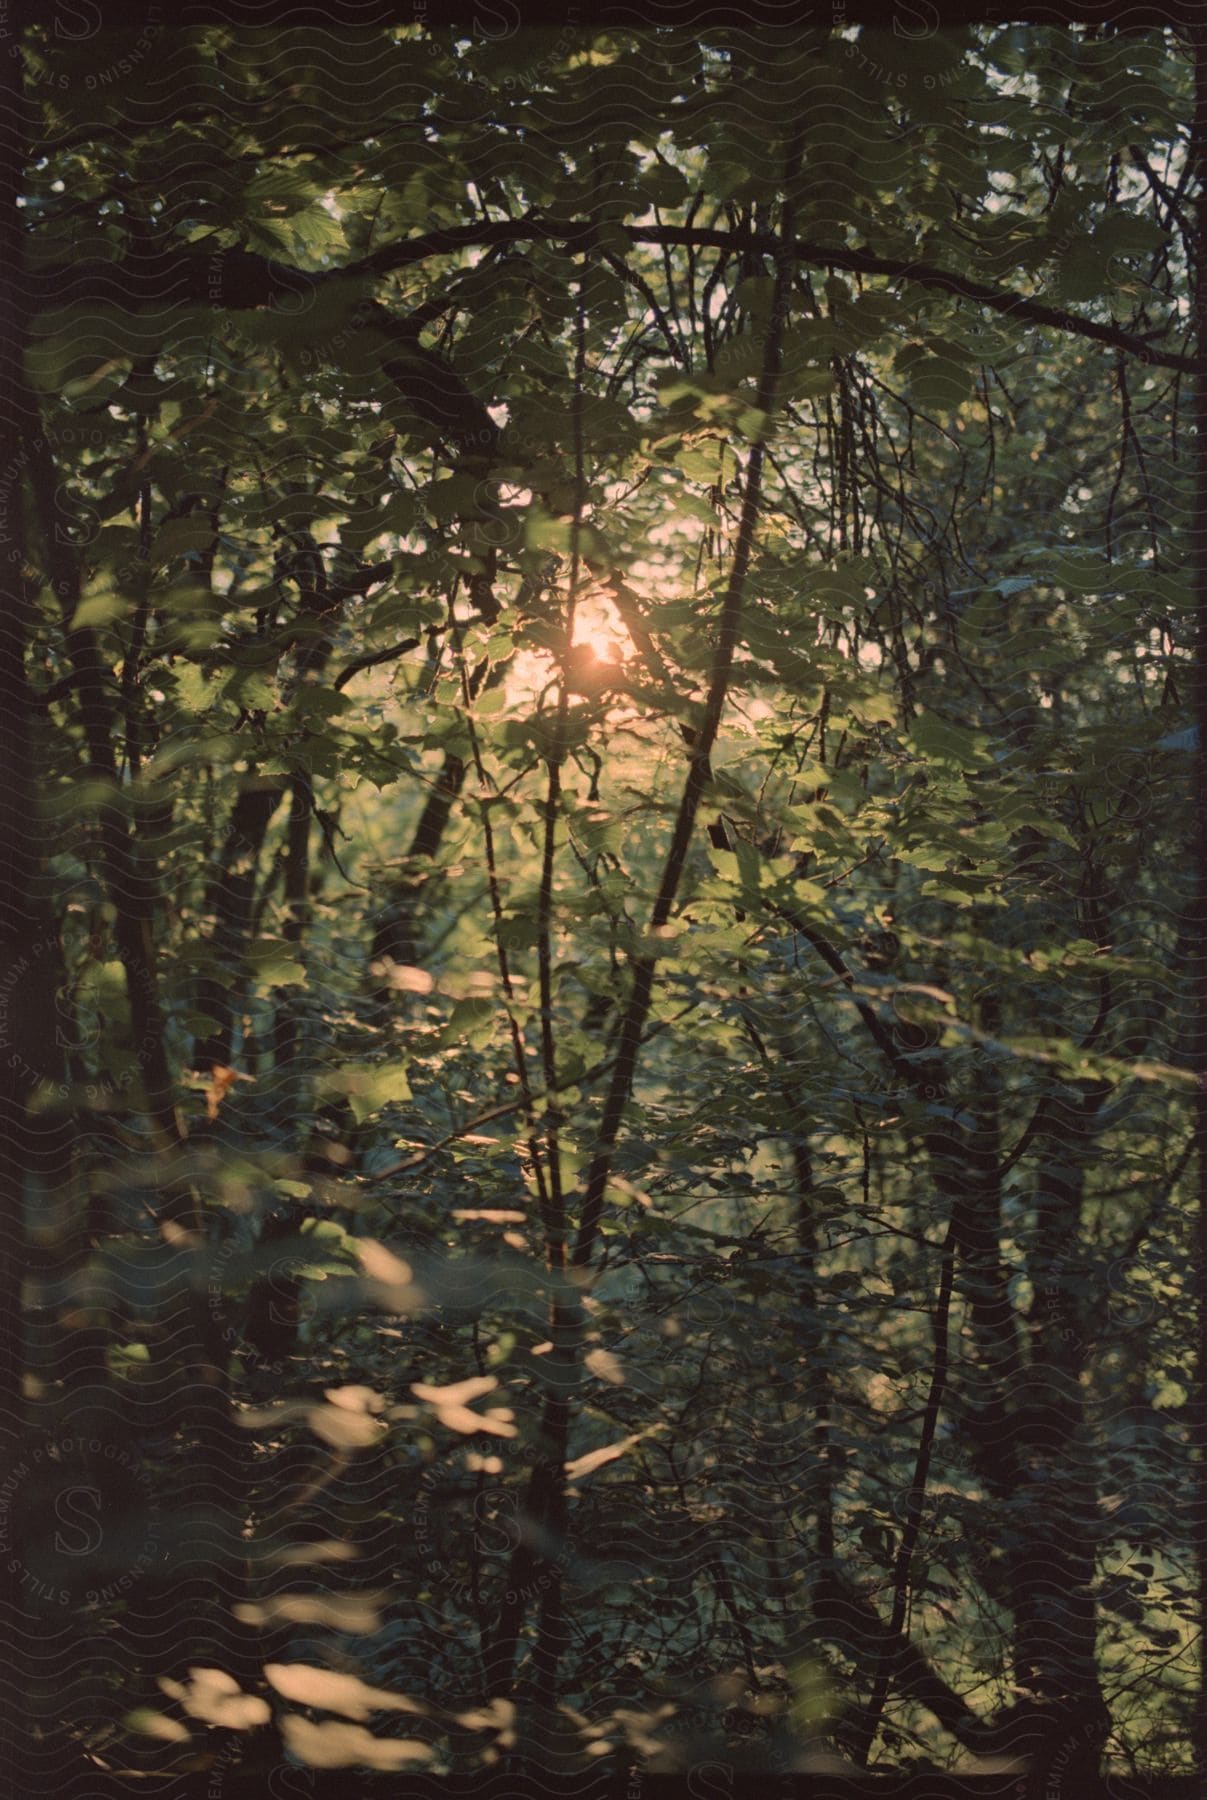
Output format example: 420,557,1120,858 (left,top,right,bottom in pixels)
196,776,288,1071
1005,1099,1110,1787
1191,22,1207,1784
370,752,467,990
